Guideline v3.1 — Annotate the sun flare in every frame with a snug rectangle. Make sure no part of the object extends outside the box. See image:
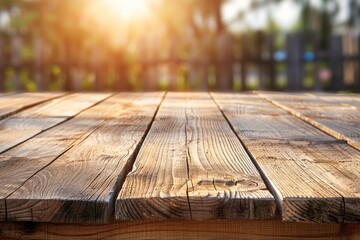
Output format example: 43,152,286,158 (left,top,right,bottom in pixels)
82,0,152,46
102,0,150,21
